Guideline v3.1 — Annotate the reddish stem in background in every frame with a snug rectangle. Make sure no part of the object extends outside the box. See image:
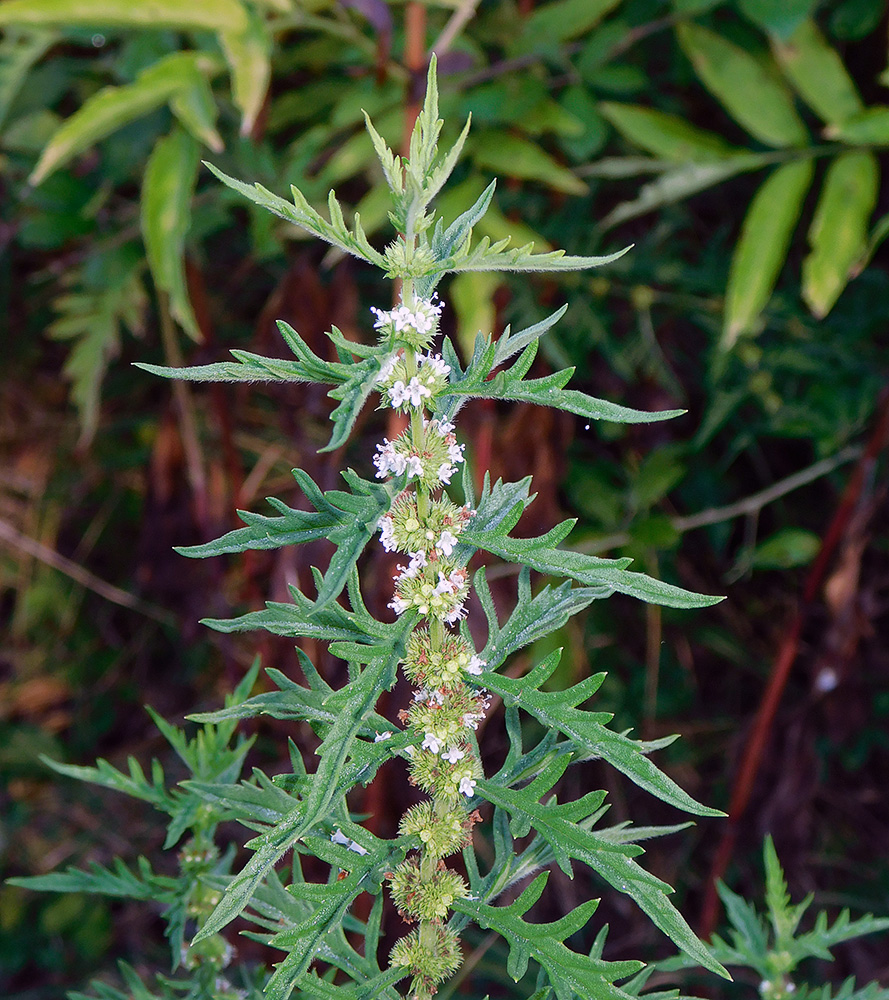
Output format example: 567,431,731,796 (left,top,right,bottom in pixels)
698,389,889,939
